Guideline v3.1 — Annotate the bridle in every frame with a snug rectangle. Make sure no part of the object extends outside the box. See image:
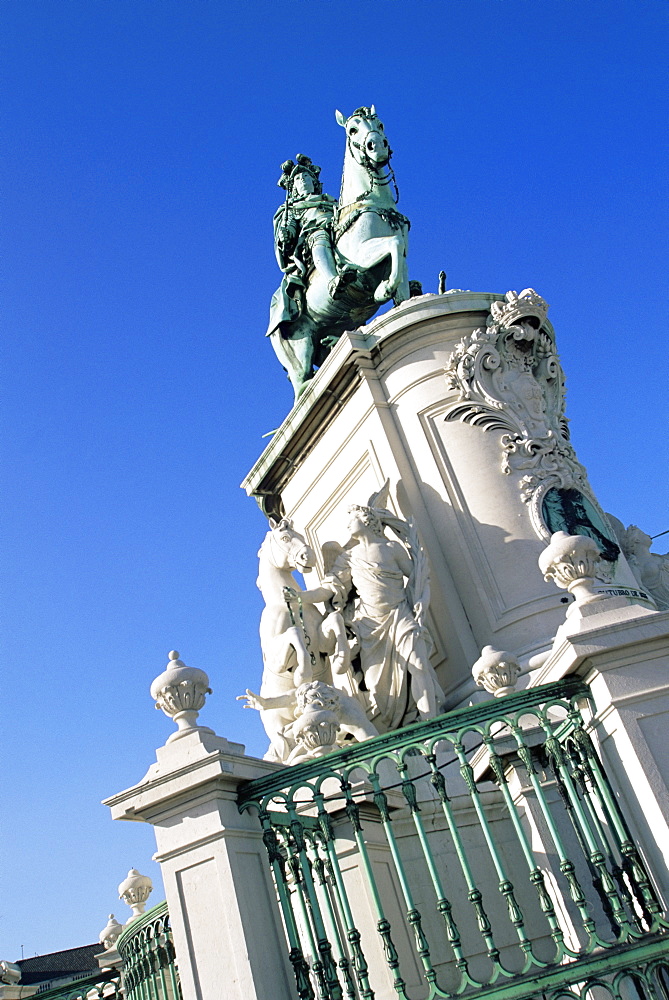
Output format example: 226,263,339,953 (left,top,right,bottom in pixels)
267,525,302,568
342,123,400,205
